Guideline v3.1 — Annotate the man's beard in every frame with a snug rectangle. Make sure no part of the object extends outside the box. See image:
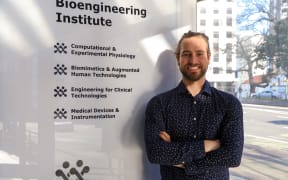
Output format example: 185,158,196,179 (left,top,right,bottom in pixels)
180,65,207,82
